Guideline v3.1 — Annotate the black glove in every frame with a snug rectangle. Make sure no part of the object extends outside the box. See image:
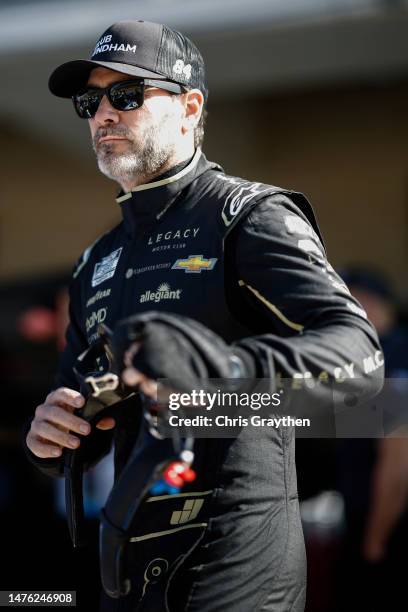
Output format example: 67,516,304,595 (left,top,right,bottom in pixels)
110,311,256,394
